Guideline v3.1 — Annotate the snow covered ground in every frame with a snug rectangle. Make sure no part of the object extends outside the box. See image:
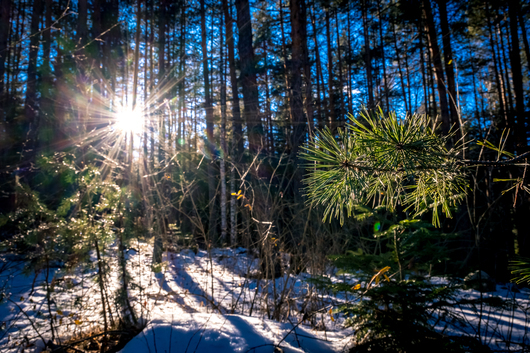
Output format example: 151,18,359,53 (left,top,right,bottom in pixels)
1,243,529,352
